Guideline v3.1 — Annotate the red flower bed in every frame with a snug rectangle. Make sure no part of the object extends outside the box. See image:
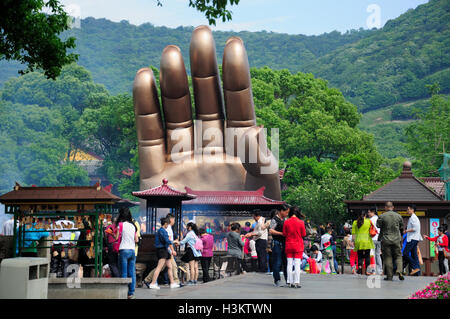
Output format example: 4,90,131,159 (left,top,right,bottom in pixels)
409,273,449,299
